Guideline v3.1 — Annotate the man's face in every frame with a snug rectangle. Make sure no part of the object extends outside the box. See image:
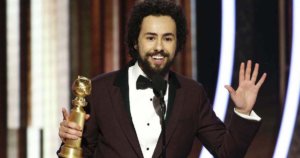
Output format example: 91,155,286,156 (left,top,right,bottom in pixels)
136,15,177,78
